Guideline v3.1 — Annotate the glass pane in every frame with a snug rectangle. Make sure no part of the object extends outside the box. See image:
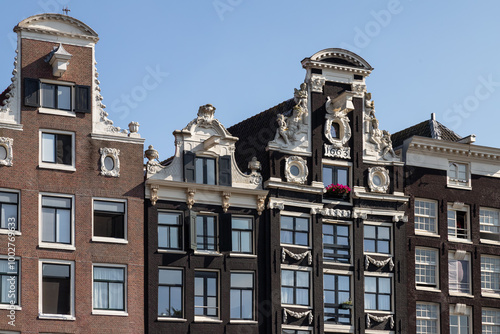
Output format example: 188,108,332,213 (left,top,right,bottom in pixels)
170,227,179,249
158,286,170,316
378,295,391,311
296,271,309,287
232,217,252,230
364,225,376,238
337,168,348,185
241,231,252,253
1,204,17,229
281,270,294,286
378,226,390,239
231,231,240,252
56,209,71,243
43,264,70,278
365,277,377,292
57,85,71,110
281,231,293,244
206,159,215,185
364,240,376,253
281,216,294,230
231,273,253,288
43,196,71,208
337,225,349,236
295,218,309,231
324,274,335,288
324,291,335,303
159,212,180,225
42,133,56,163
323,167,333,186
42,83,56,108
94,201,124,213
109,282,124,310
338,276,350,291
0,192,17,204
379,277,391,293
230,289,240,318
93,281,108,309
104,156,114,170
323,224,333,235
159,269,182,285
241,290,252,319
158,226,169,248
295,232,308,246
194,277,203,295
42,208,55,242
94,267,124,281
365,294,376,310
296,288,309,305
281,287,293,304
195,158,203,184
207,277,216,296
377,241,390,254
170,287,182,317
